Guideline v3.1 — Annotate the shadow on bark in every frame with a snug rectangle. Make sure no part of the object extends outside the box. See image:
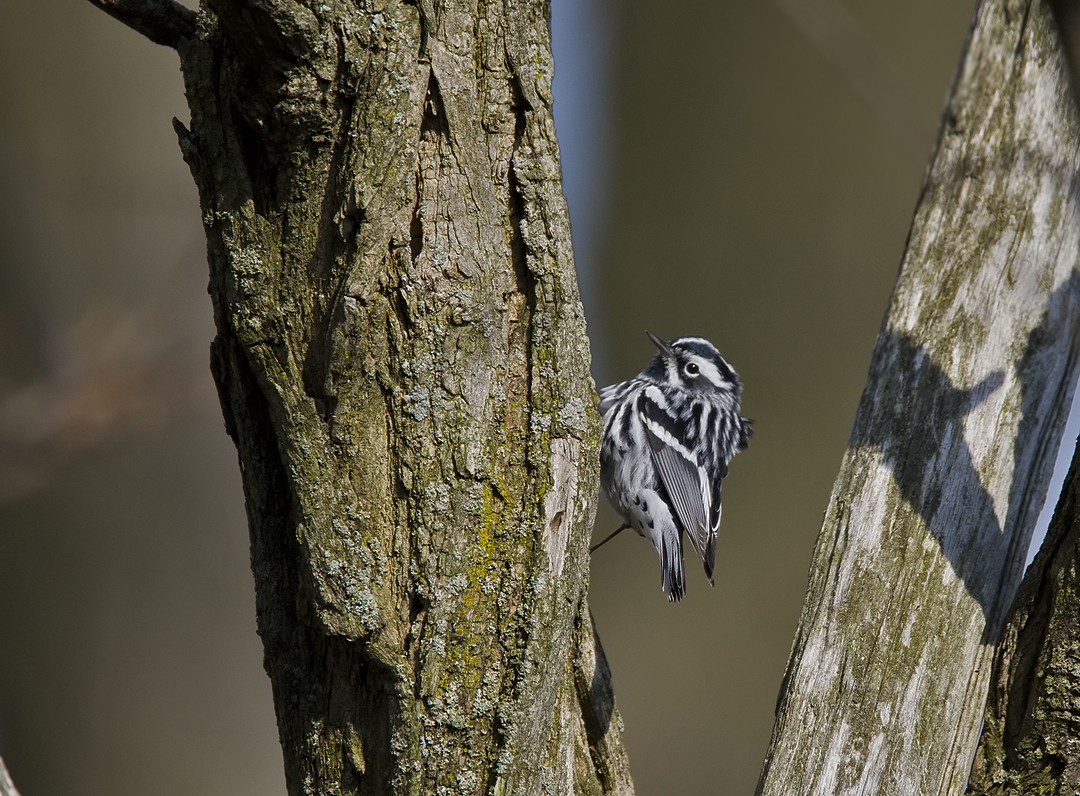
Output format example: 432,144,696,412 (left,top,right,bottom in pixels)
851,269,1080,639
